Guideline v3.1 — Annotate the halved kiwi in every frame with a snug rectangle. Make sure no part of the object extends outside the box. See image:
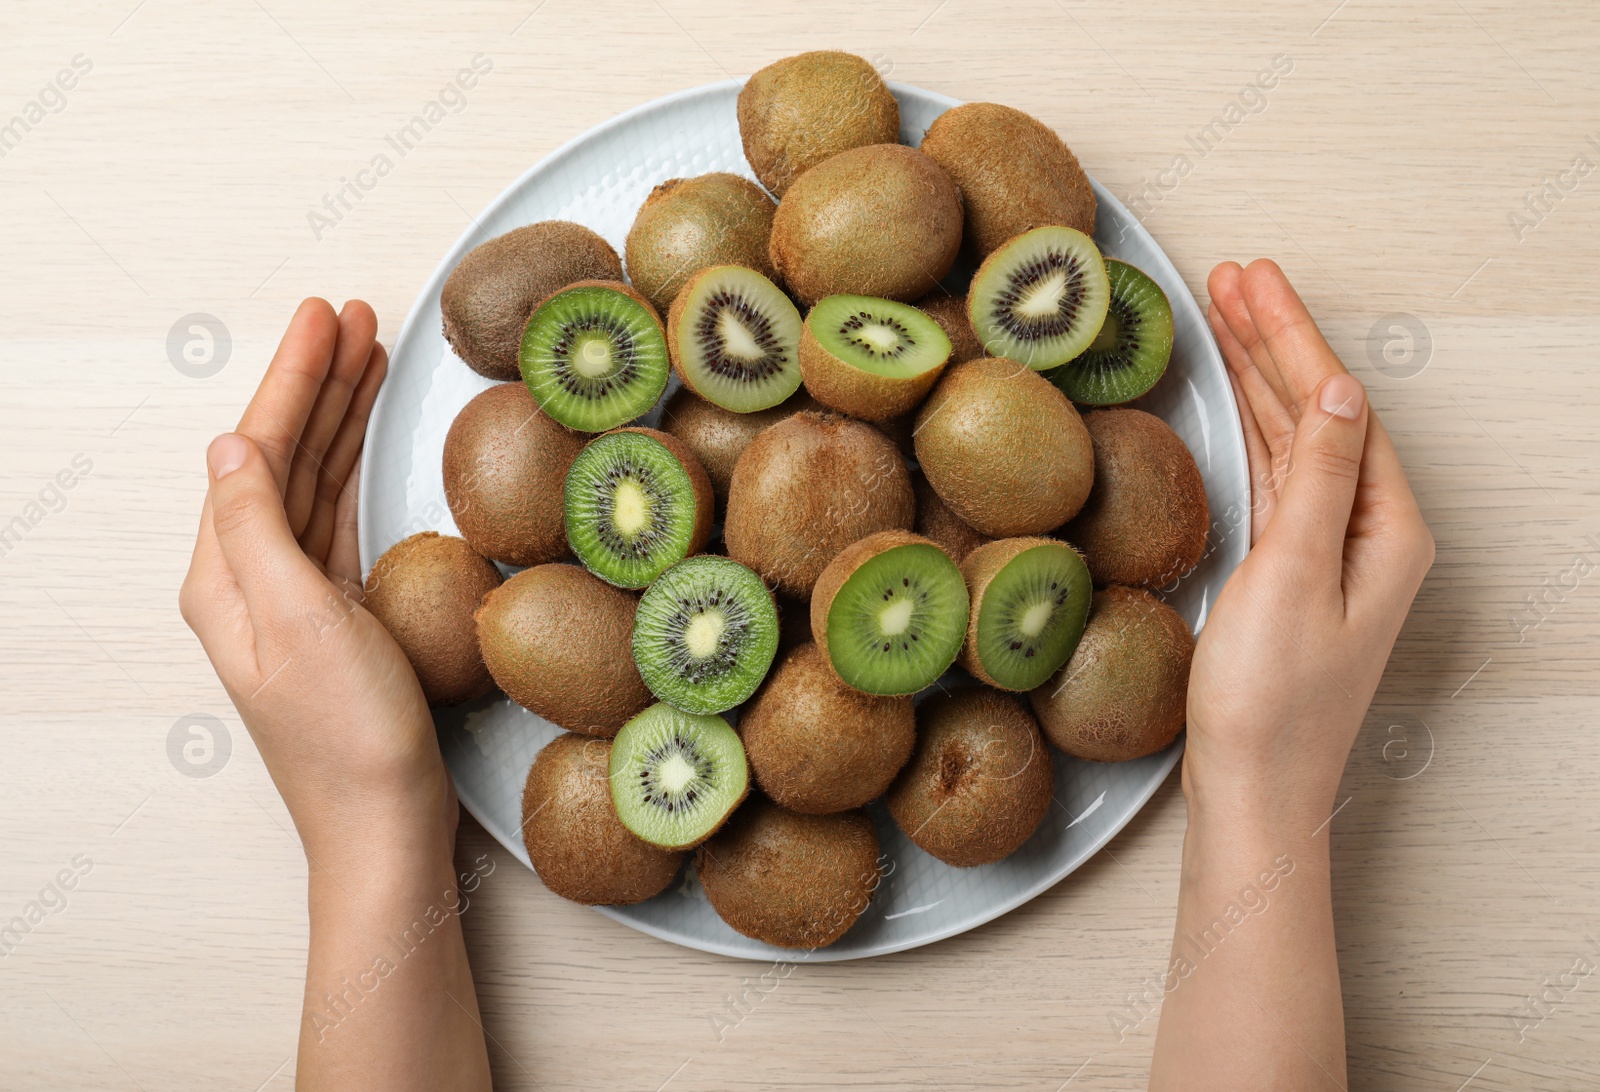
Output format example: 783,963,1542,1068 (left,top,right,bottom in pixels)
632,555,779,714
968,226,1110,370
957,537,1092,692
609,702,749,850
1065,409,1209,588
741,642,915,814
810,530,969,696
520,280,669,432
1043,260,1173,405
363,532,502,706
441,221,623,381
799,295,952,422
666,265,802,413
521,733,683,905
475,564,652,737
564,427,713,589
886,688,1054,867
1029,585,1194,762
696,798,881,949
